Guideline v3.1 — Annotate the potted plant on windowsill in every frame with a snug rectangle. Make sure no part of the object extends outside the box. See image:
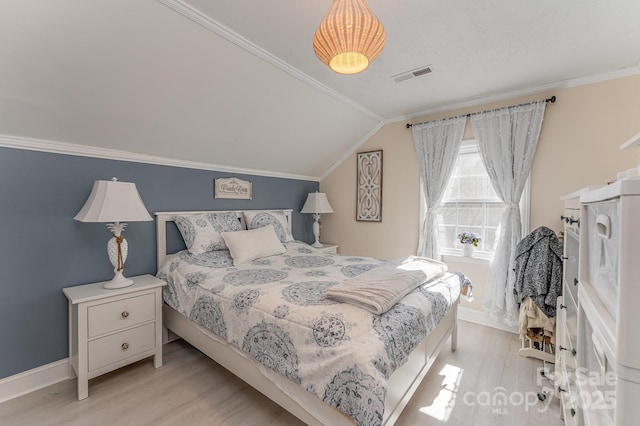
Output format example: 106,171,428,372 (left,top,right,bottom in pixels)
458,232,481,257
